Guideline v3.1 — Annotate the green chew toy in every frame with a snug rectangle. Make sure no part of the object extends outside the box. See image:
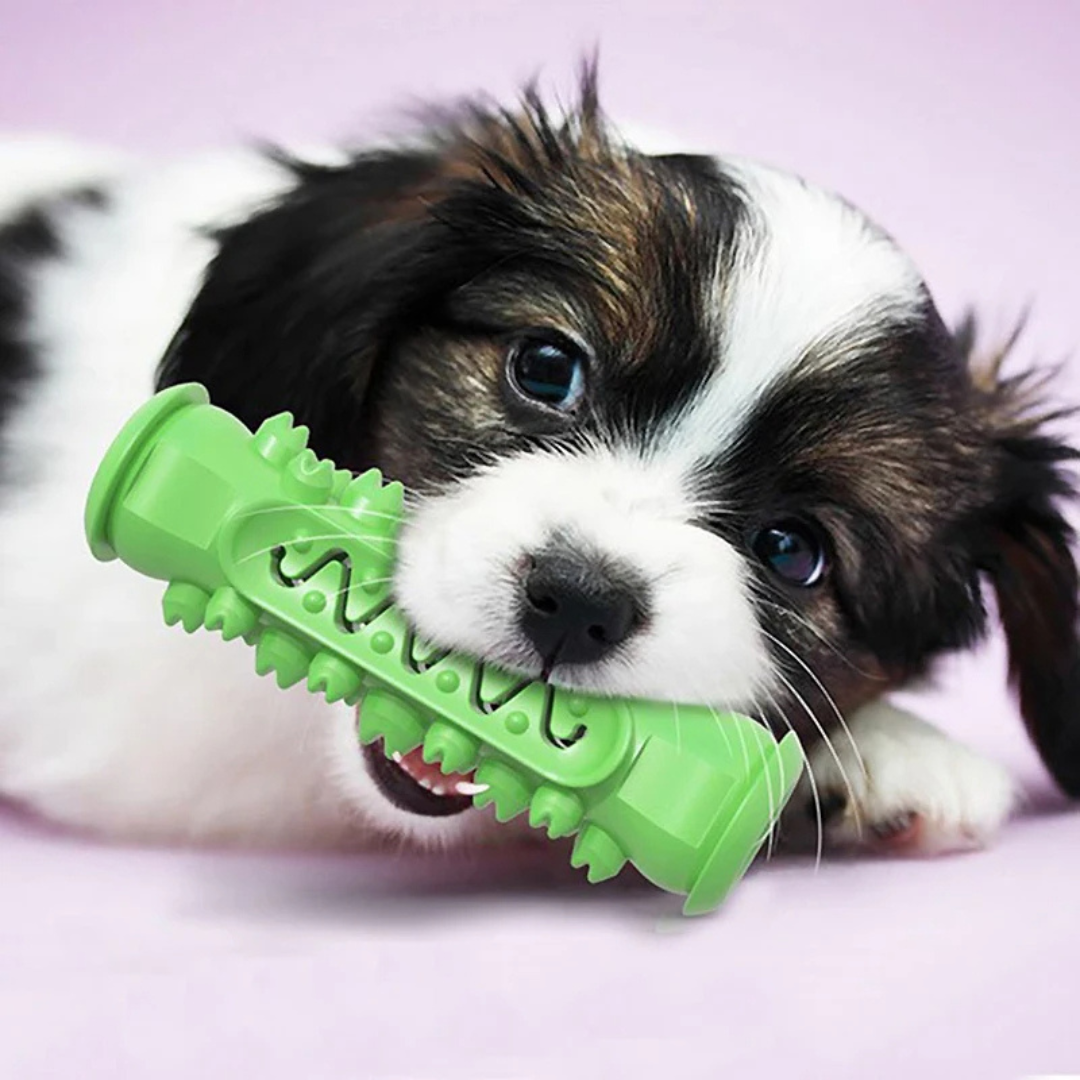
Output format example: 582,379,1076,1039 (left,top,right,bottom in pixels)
84,383,804,914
